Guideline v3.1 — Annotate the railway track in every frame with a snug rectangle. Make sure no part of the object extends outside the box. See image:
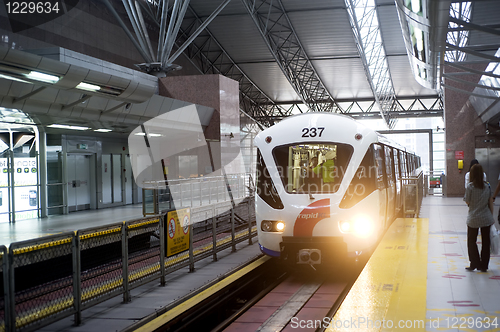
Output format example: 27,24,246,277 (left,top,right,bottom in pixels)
131,256,367,332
